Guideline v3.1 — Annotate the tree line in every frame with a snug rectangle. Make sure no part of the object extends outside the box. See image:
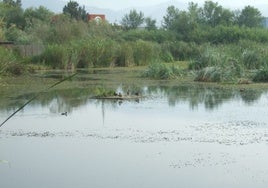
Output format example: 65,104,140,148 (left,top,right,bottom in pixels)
1,0,268,83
